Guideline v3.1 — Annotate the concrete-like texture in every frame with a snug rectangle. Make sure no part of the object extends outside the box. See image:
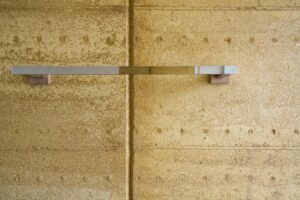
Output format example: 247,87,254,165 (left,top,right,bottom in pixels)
133,1,300,200
0,1,127,199
0,0,300,200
